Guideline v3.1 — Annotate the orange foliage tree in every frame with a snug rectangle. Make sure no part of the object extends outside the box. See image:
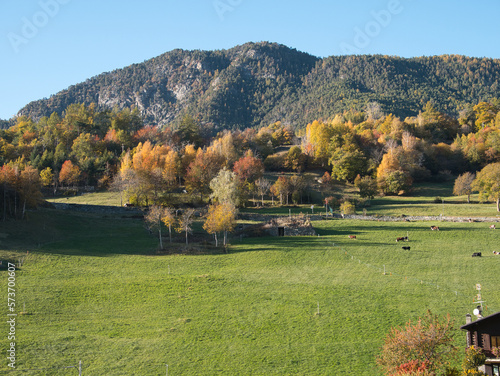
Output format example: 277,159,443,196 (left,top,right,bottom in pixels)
233,150,264,183
59,160,81,187
377,310,457,376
